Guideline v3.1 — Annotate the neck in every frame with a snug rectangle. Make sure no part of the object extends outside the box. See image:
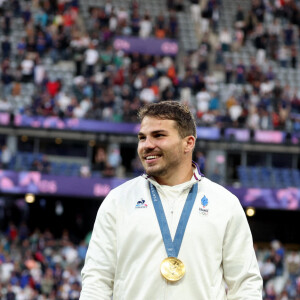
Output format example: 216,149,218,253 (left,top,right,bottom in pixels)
154,167,194,186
